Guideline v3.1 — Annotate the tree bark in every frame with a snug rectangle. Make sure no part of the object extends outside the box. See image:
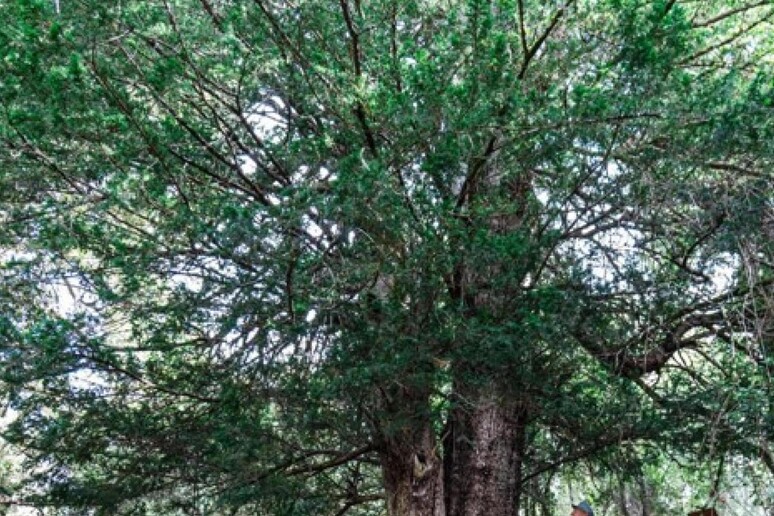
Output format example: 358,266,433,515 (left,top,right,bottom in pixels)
378,383,529,516
380,404,446,516
444,384,527,516
380,422,446,516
